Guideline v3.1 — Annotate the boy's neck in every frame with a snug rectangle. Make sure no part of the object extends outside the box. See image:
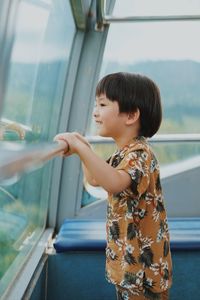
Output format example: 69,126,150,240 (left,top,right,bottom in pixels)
113,113,141,149
114,133,139,150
